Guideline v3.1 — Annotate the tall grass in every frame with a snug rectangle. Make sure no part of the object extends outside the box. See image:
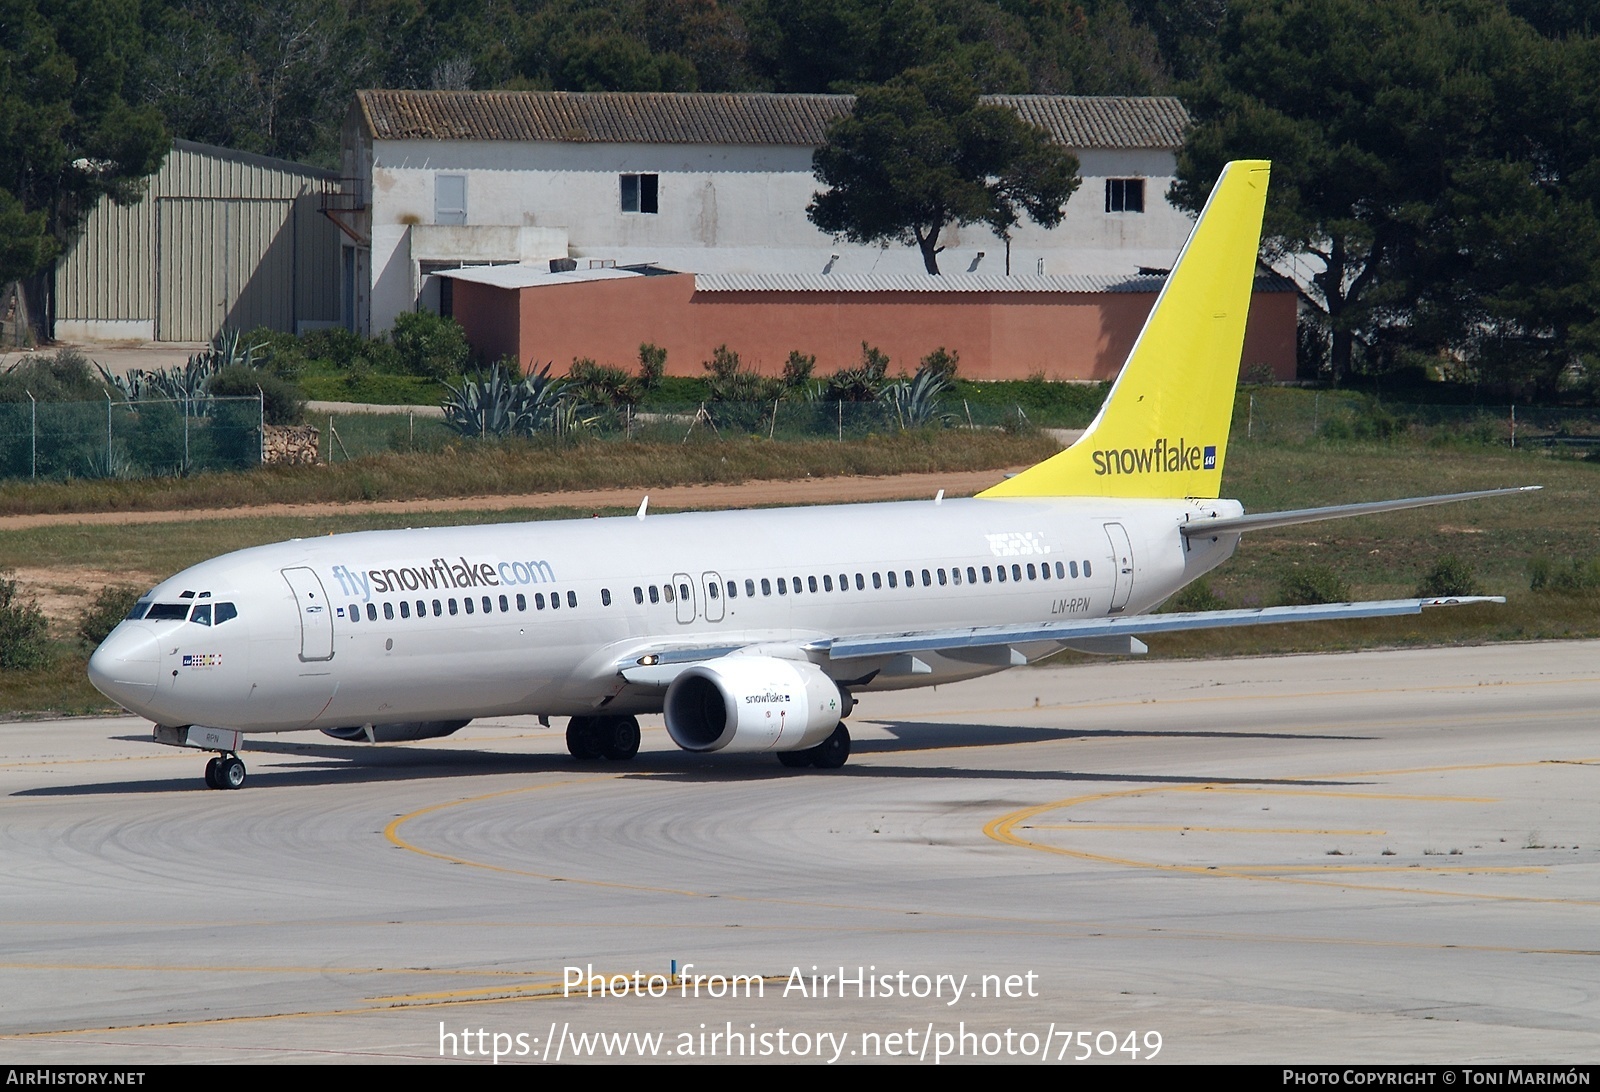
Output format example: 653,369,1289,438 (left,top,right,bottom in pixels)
0,431,1060,518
